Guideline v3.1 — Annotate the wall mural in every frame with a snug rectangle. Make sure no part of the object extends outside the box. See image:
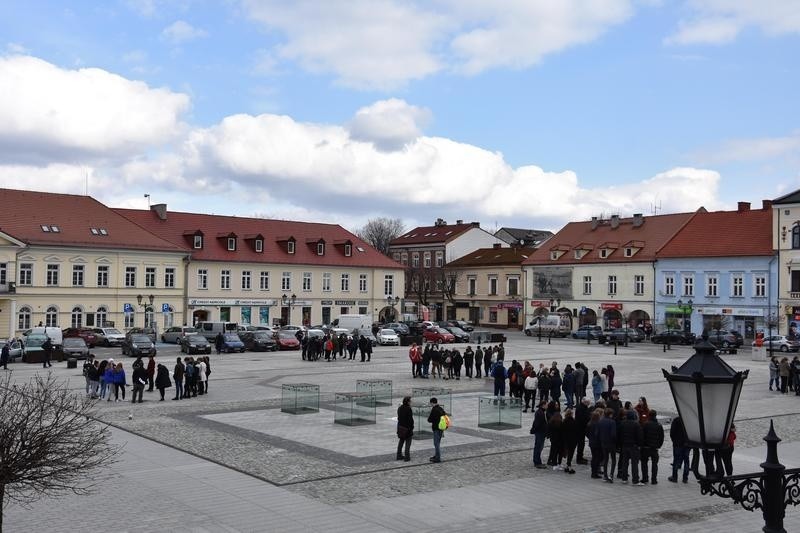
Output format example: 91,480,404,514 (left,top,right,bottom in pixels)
531,268,573,300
